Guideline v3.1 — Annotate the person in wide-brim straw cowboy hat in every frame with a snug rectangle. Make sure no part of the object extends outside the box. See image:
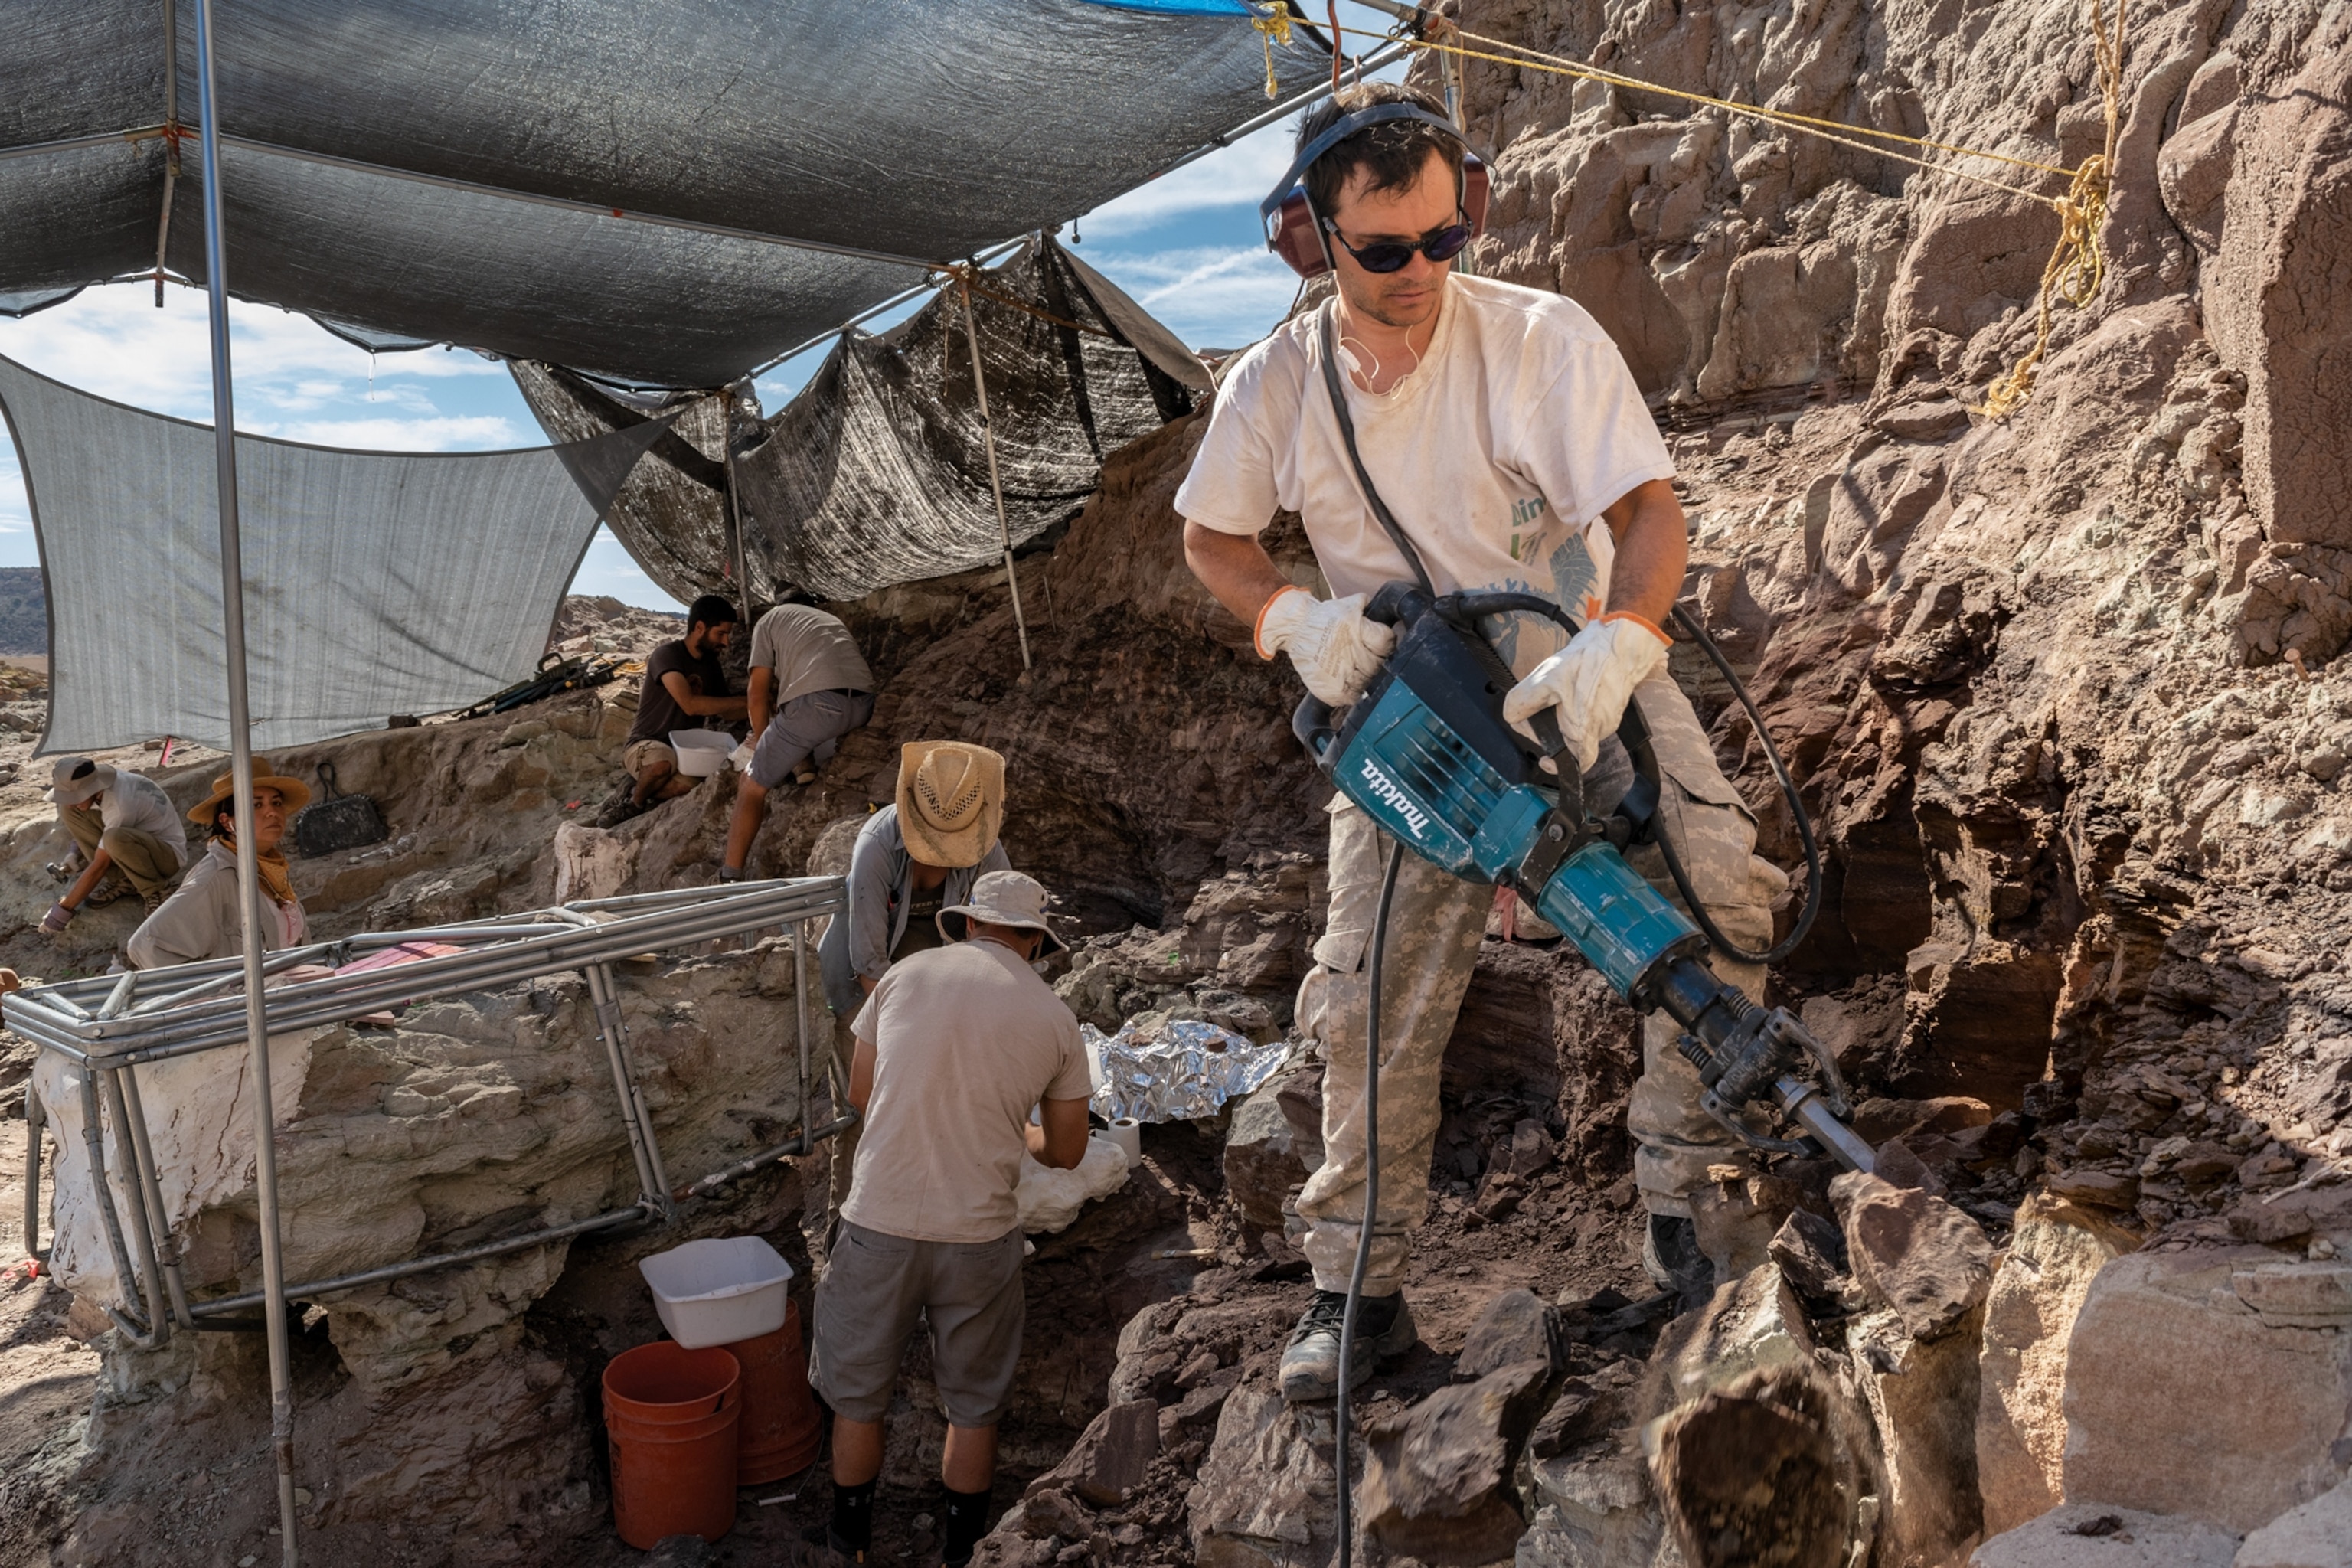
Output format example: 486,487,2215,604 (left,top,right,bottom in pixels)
814,741,1014,1233
38,755,191,931
127,759,313,971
